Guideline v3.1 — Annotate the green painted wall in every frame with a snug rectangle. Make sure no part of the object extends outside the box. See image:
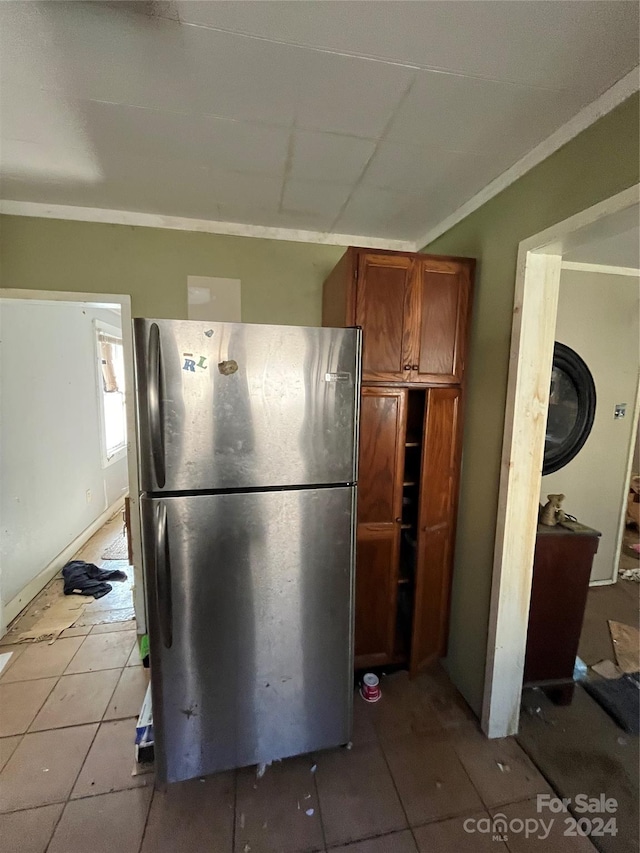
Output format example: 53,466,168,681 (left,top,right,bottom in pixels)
0,217,346,325
423,93,640,714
